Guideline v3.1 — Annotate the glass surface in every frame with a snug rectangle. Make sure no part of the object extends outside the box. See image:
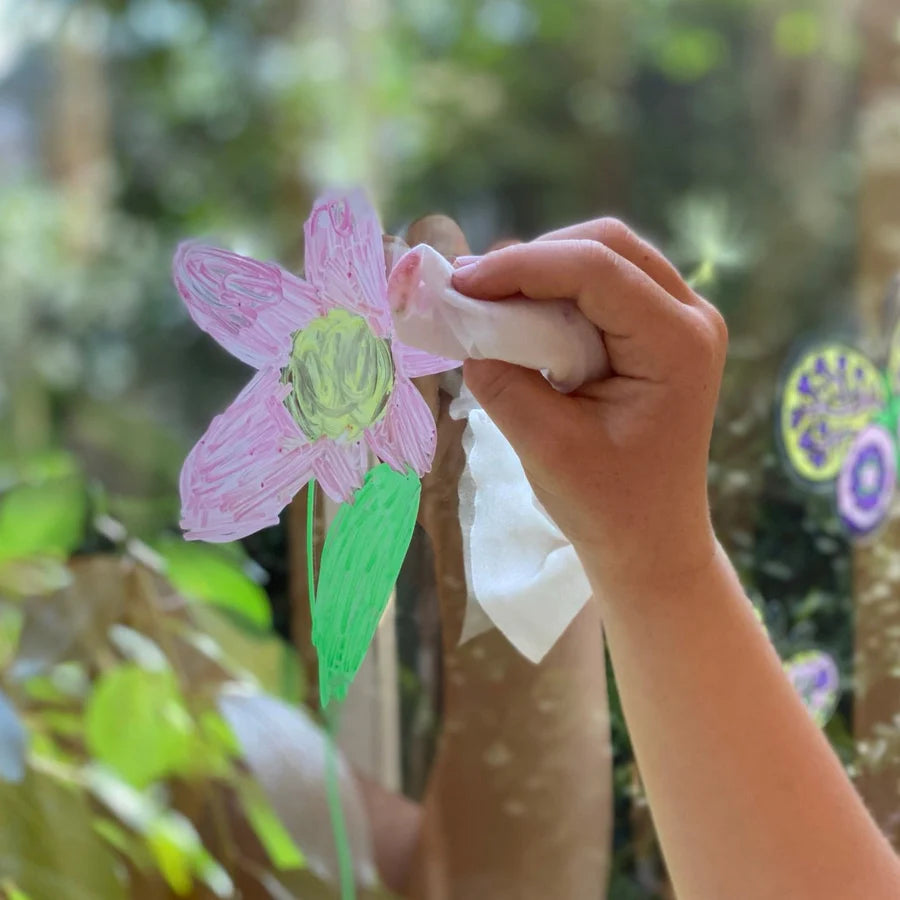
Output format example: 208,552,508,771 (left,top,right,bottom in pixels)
0,1,898,898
